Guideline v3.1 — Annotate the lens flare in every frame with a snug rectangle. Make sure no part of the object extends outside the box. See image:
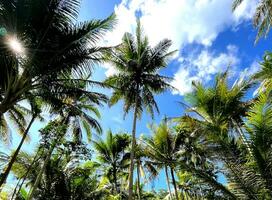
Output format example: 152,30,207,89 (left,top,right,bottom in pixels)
7,37,24,54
